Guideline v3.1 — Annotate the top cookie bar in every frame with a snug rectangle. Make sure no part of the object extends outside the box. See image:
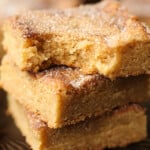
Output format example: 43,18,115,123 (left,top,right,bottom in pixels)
3,0,150,78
